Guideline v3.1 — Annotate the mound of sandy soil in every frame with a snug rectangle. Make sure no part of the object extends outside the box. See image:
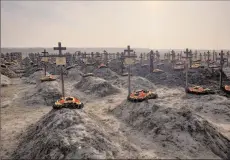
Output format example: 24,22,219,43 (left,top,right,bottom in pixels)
1,67,18,78
65,67,83,82
111,100,230,159
93,68,119,81
1,74,11,87
112,76,156,91
75,76,120,97
130,63,150,77
12,109,137,159
146,67,228,88
81,65,96,74
24,81,62,106
23,71,50,84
